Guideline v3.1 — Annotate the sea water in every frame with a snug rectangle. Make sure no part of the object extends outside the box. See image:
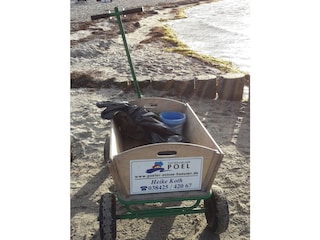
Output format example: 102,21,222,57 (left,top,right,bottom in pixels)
168,0,250,73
